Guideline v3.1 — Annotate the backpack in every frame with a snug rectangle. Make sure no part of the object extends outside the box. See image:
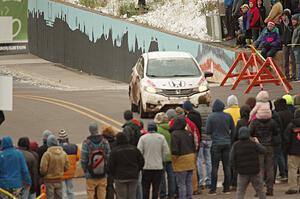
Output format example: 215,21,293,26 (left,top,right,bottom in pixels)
85,138,107,177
